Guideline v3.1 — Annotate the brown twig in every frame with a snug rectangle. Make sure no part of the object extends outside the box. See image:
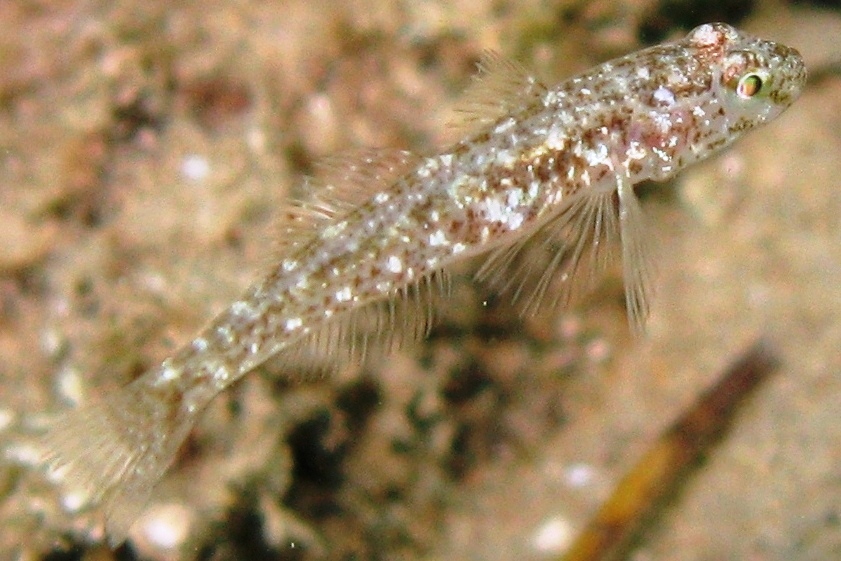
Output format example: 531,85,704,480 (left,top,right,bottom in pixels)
560,339,780,561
